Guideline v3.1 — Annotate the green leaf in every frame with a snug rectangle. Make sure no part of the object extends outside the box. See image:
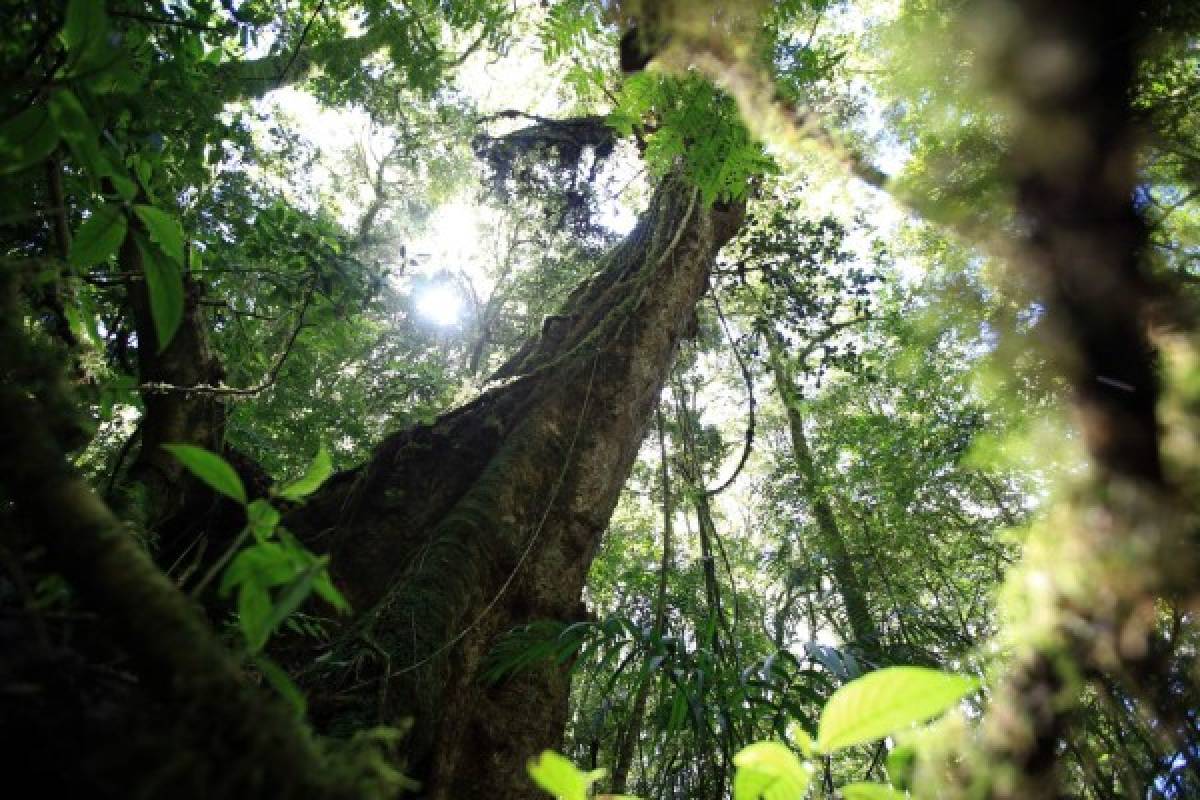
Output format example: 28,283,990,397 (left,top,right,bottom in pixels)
816,667,979,753
132,154,154,195
788,724,815,758
256,561,325,651
885,744,916,790
733,741,811,800
246,499,281,542
163,444,247,504
78,283,104,343
63,0,108,56
109,171,137,201
312,570,350,613
0,105,60,175
134,204,185,263
840,783,908,800
527,751,604,800
254,654,307,717
63,304,94,347
134,233,184,349
238,580,272,652
48,91,104,177
277,446,333,501
69,204,127,268
219,543,297,596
